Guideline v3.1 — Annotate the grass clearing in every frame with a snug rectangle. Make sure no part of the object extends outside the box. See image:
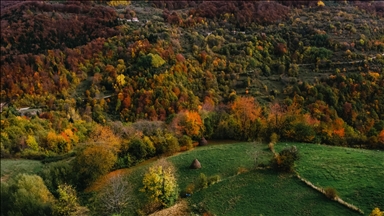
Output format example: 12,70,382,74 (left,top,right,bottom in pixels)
1,159,43,181
91,142,372,215
275,142,384,214
168,142,271,189
188,170,360,216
